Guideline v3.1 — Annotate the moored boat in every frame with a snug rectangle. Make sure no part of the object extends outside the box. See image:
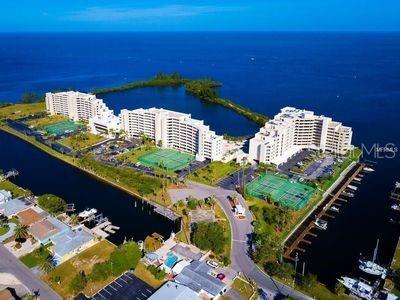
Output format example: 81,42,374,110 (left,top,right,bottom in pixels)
78,208,98,218
359,239,388,279
337,276,373,300
363,167,375,172
313,218,327,230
